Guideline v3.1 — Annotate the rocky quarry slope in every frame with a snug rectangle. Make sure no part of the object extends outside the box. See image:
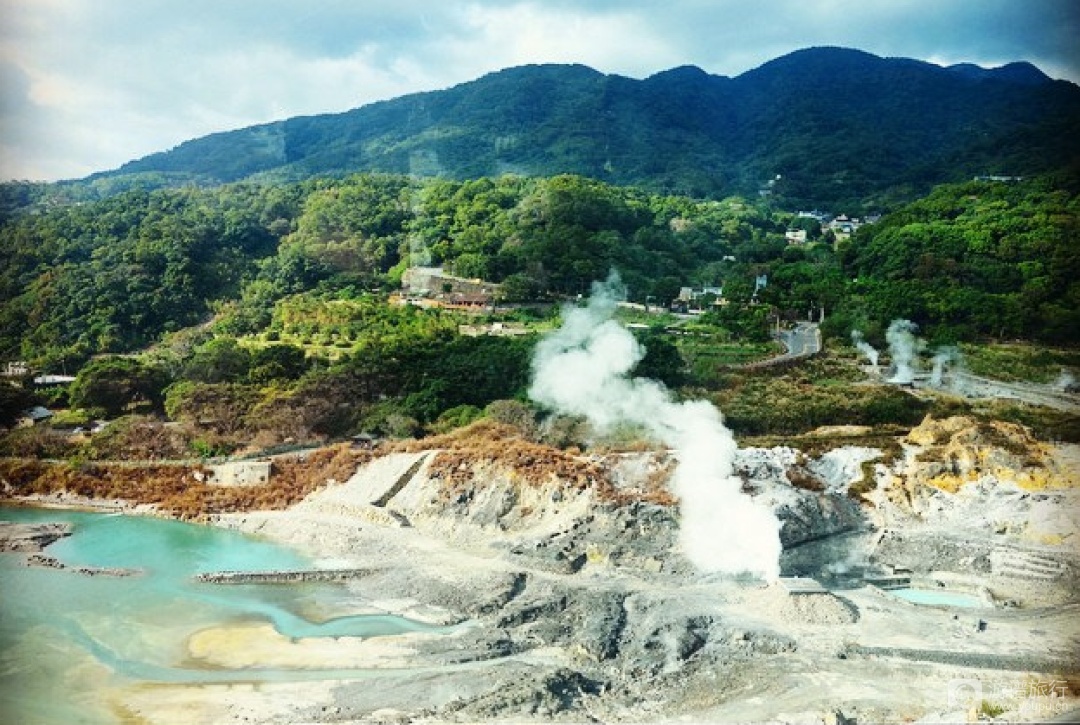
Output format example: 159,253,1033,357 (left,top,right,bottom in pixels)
155,417,1080,724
